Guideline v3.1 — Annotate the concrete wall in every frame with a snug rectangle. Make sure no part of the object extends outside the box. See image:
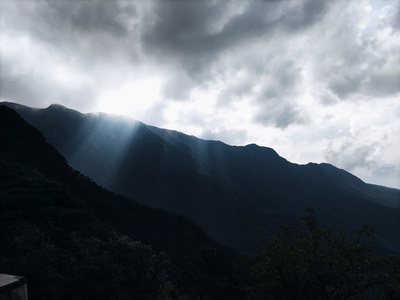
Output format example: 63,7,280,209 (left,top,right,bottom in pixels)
0,274,28,300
